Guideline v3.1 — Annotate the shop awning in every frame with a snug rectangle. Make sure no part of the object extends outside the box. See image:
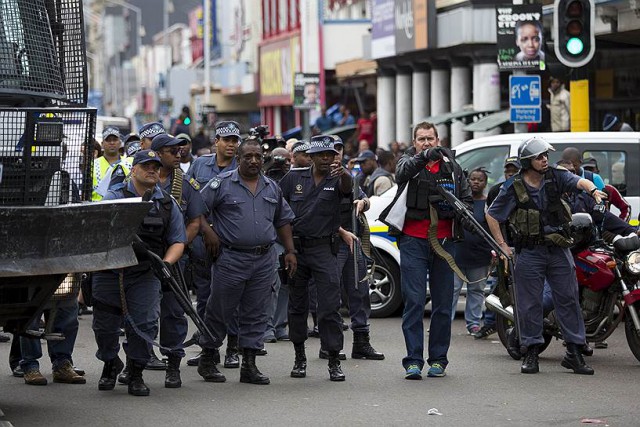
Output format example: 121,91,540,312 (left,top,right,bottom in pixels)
463,110,510,132
416,108,495,126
